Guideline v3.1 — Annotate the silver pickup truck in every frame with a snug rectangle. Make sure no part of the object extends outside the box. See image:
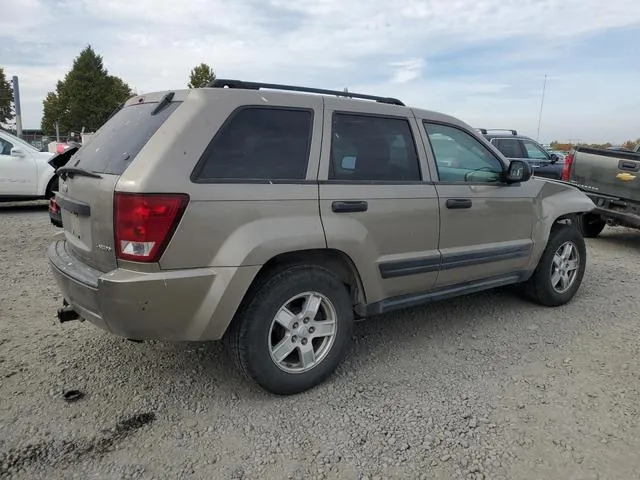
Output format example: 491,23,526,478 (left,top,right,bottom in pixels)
563,143,640,236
